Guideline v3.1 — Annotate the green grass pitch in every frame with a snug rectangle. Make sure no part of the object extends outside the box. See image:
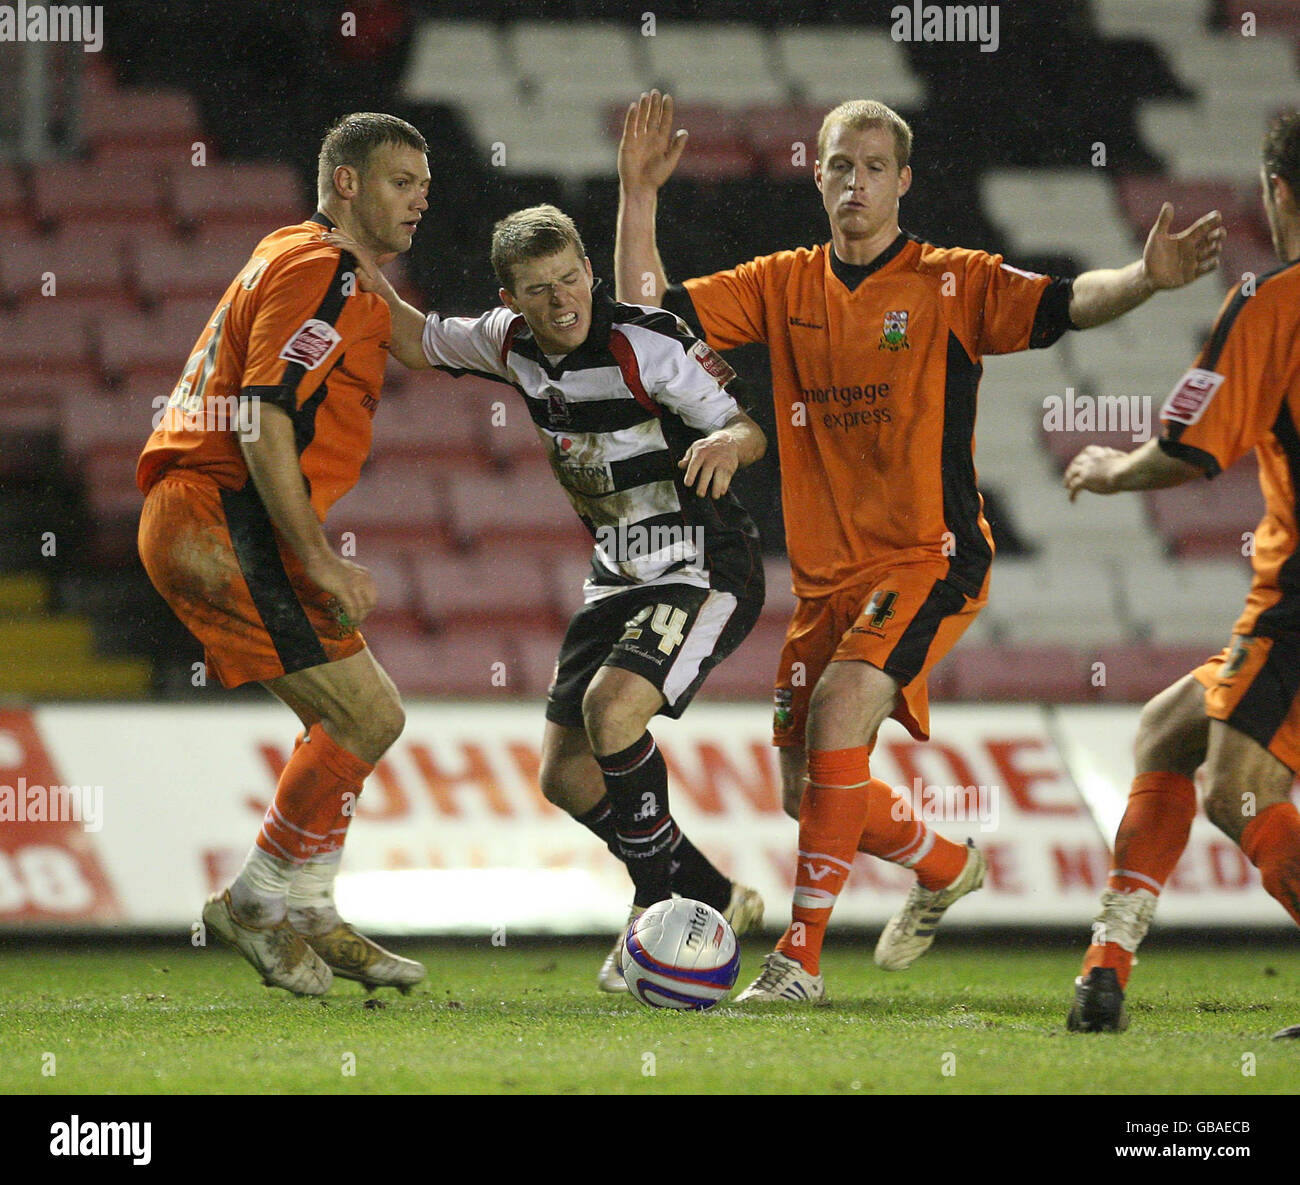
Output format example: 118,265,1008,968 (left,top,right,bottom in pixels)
1,935,1297,1094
